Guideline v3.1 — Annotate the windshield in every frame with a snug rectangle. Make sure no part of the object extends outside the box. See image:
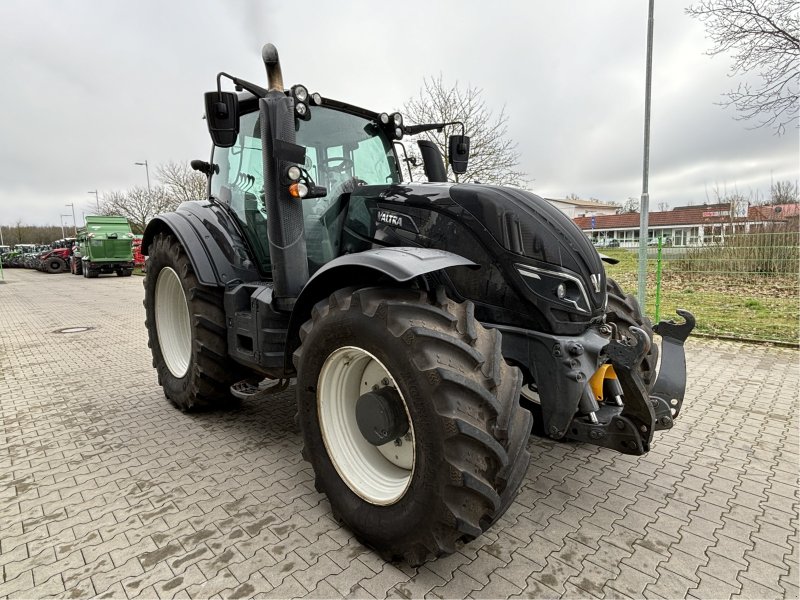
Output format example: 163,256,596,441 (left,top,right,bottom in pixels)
211,105,399,274
296,107,399,189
